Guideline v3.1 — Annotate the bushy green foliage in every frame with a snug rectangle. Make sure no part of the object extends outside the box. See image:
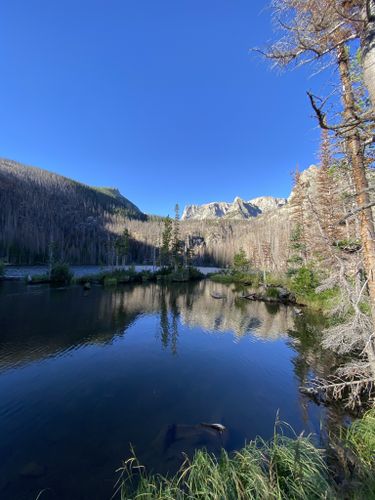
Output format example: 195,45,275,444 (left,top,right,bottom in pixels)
307,288,340,312
186,267,204,280
210,271,261,286
118,431,333,500
50,263,73,284
76,266,203,286
30,274,50,284
232,248,251,273
158,266,204,282
266,287,280,299
103,277,118,286
155,266,174,276
290,267,318,297
209,272,238,284
287,266,340,311
334,239,361,253
287,255,304,265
